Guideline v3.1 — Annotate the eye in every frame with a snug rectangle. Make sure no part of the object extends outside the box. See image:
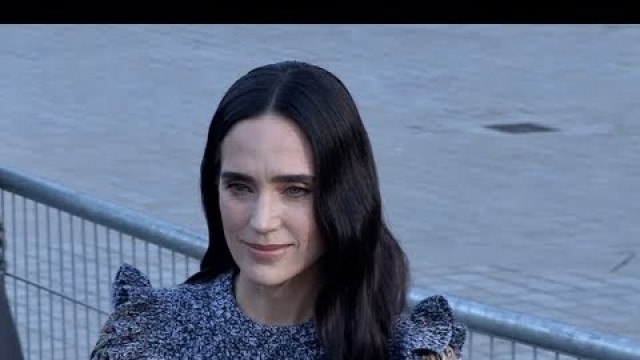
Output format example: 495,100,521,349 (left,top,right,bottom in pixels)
284,186,311,198
226,183,252,195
